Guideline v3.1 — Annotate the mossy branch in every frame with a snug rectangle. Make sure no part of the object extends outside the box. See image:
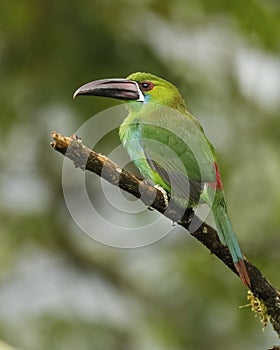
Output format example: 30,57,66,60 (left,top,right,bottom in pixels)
51,131,280,340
